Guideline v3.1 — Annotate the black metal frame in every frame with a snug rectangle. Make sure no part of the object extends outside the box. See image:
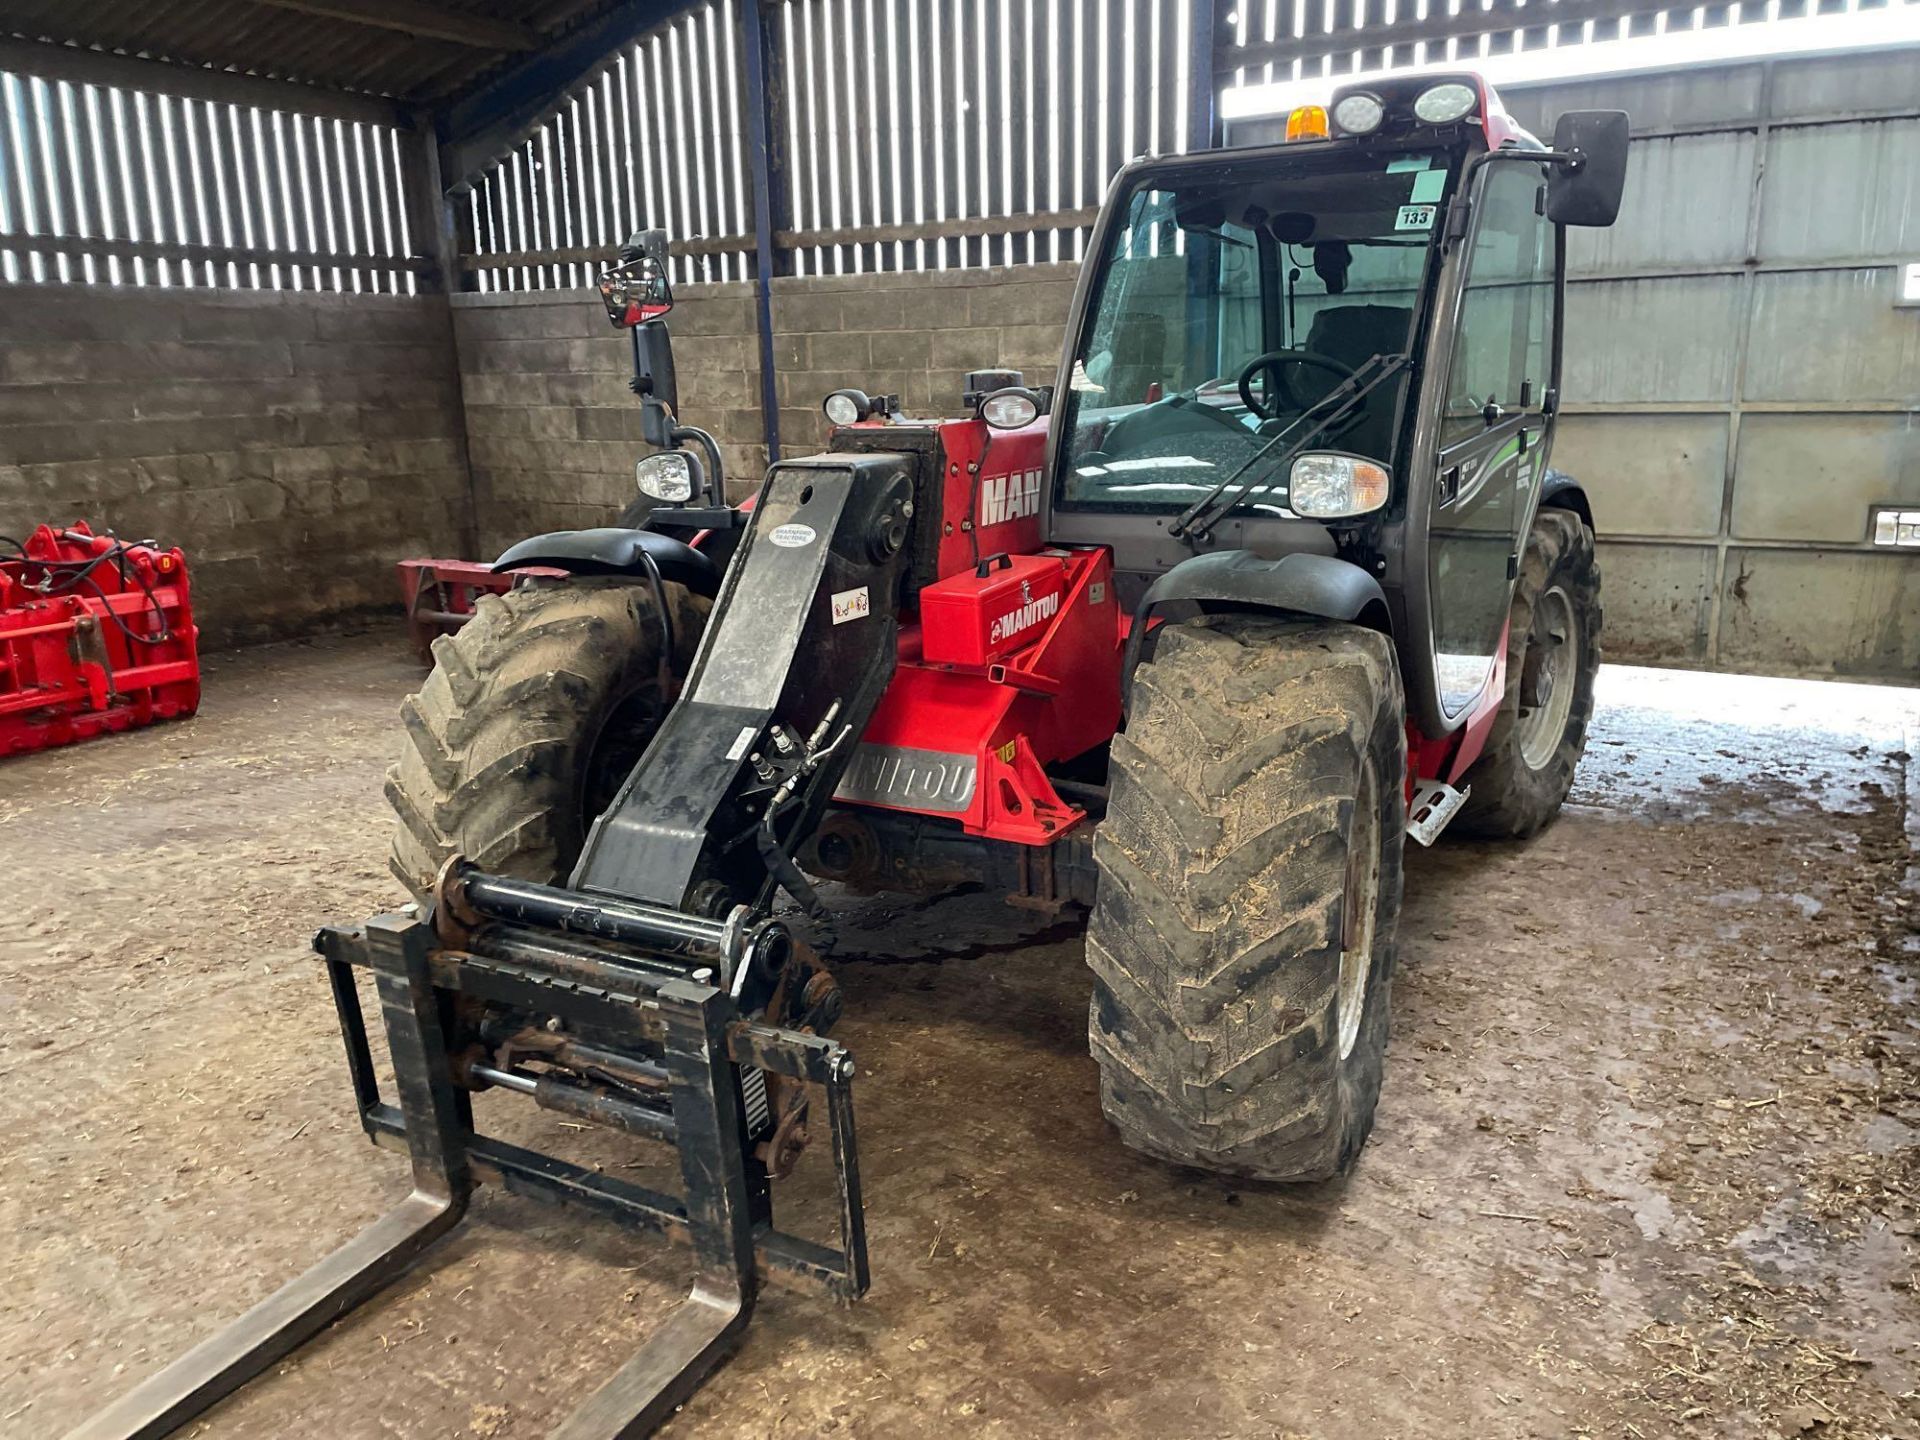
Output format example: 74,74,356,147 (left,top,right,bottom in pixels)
69,909,866,1440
